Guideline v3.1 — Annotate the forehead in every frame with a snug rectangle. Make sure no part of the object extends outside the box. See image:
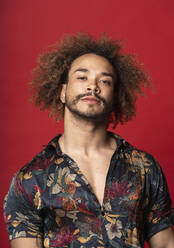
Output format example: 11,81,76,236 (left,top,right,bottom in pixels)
69,53,115,75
